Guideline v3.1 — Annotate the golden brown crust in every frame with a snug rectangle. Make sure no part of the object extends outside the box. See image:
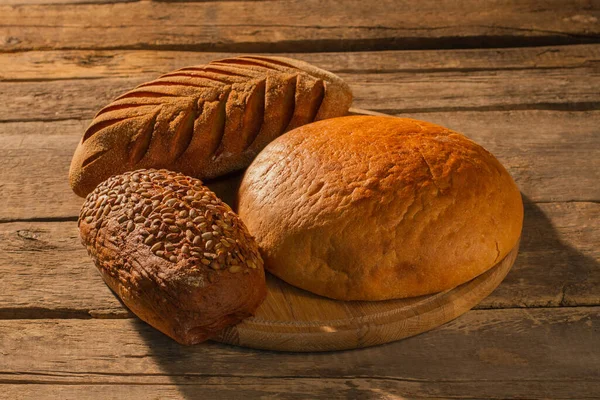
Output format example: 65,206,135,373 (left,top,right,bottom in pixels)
69,56,352,197
238,116,523,301
79,169,266,345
